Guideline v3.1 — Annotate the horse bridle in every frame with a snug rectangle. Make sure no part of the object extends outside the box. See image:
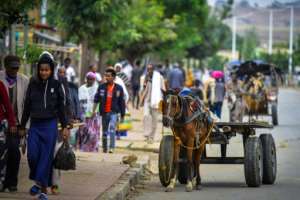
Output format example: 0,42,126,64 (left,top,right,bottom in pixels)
163,94,183,124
